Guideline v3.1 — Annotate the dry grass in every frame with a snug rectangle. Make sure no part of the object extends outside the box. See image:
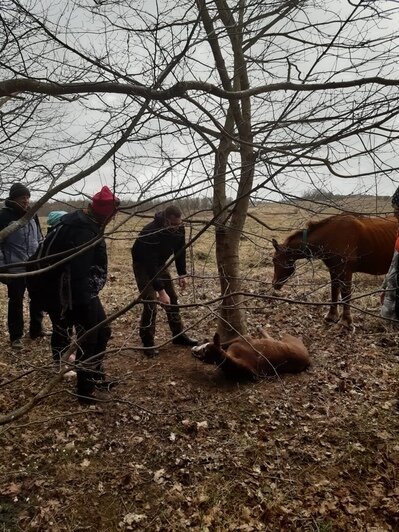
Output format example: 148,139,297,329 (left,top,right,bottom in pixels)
0,201,398,531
